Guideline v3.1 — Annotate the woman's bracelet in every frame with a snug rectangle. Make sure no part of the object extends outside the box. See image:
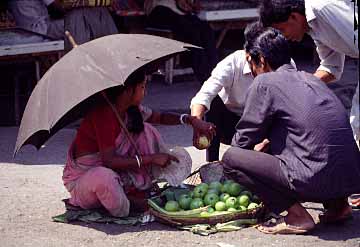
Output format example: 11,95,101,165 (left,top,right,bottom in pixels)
180,114,189,125
135,155,142,168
